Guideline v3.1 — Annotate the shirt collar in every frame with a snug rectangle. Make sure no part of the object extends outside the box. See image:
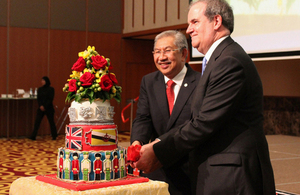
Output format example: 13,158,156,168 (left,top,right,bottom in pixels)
204,36,228,63
164,65,187,87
